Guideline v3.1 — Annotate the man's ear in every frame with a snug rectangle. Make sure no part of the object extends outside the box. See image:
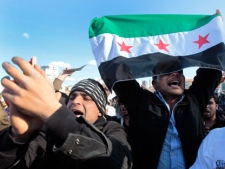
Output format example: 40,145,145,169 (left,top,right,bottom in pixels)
152,79,157,89
216,103,219,110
